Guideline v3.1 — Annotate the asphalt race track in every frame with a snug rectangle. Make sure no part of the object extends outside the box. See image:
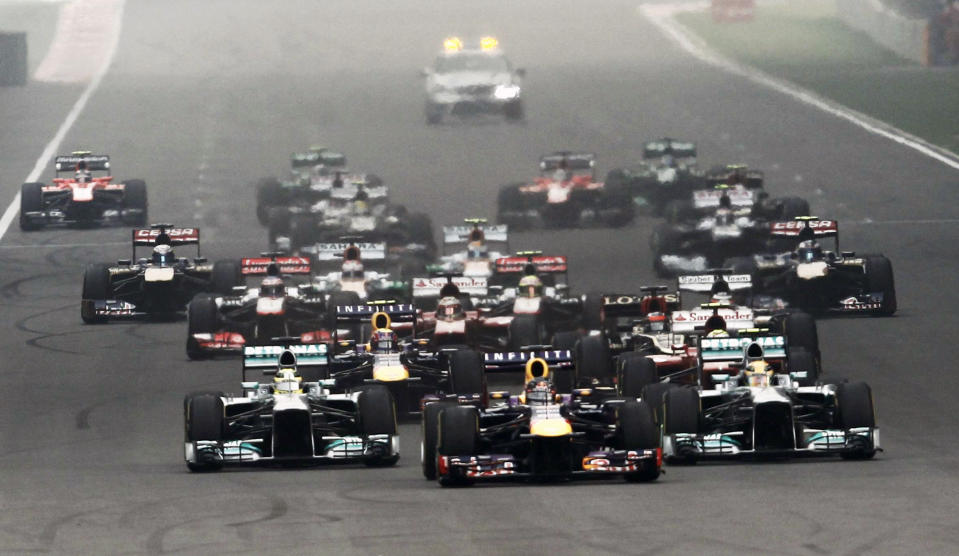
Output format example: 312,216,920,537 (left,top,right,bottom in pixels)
1,1,958,554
